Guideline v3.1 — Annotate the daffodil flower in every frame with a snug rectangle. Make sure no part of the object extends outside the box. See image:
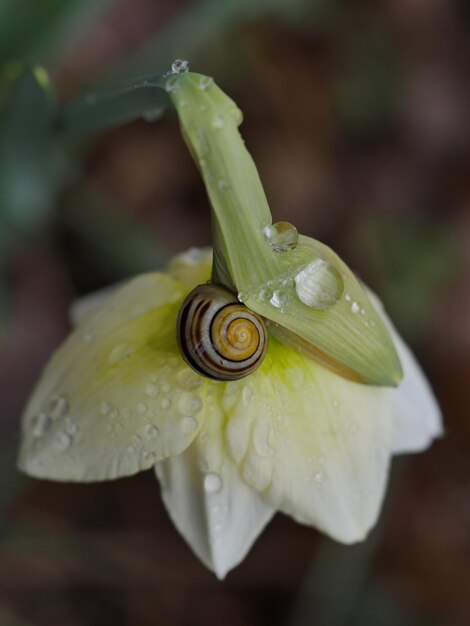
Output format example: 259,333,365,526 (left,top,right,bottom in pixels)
18,67,442,579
